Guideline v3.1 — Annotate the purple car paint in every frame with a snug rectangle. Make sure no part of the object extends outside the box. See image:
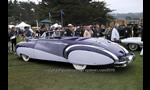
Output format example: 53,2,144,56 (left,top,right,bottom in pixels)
16,36,135,70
